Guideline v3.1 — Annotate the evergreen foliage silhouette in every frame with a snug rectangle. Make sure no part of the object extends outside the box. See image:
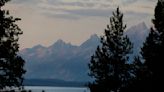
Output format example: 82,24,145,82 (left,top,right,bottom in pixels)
88,7,133,92
140,0,164,91
0,0,26,90
119,56,152,92
114,1,164,91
